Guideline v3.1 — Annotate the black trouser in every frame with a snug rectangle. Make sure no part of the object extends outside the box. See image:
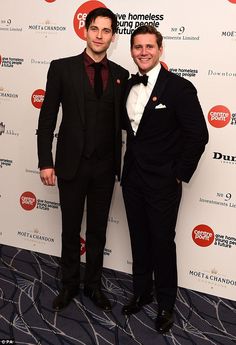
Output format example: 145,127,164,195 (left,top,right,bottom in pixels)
58,154,115,290
122,166,182,311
